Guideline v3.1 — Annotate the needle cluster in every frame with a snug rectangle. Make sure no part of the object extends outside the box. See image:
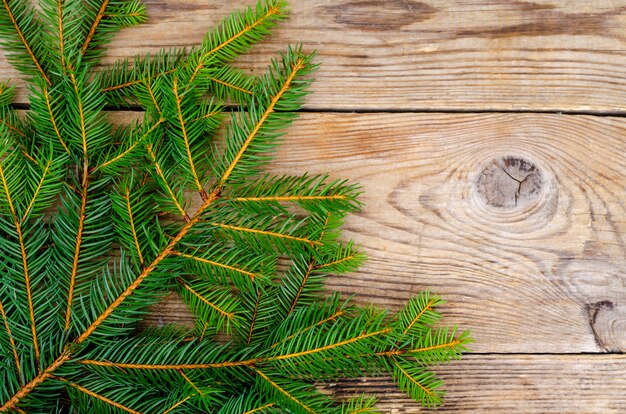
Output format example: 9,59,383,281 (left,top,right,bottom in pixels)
0,0,471,412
